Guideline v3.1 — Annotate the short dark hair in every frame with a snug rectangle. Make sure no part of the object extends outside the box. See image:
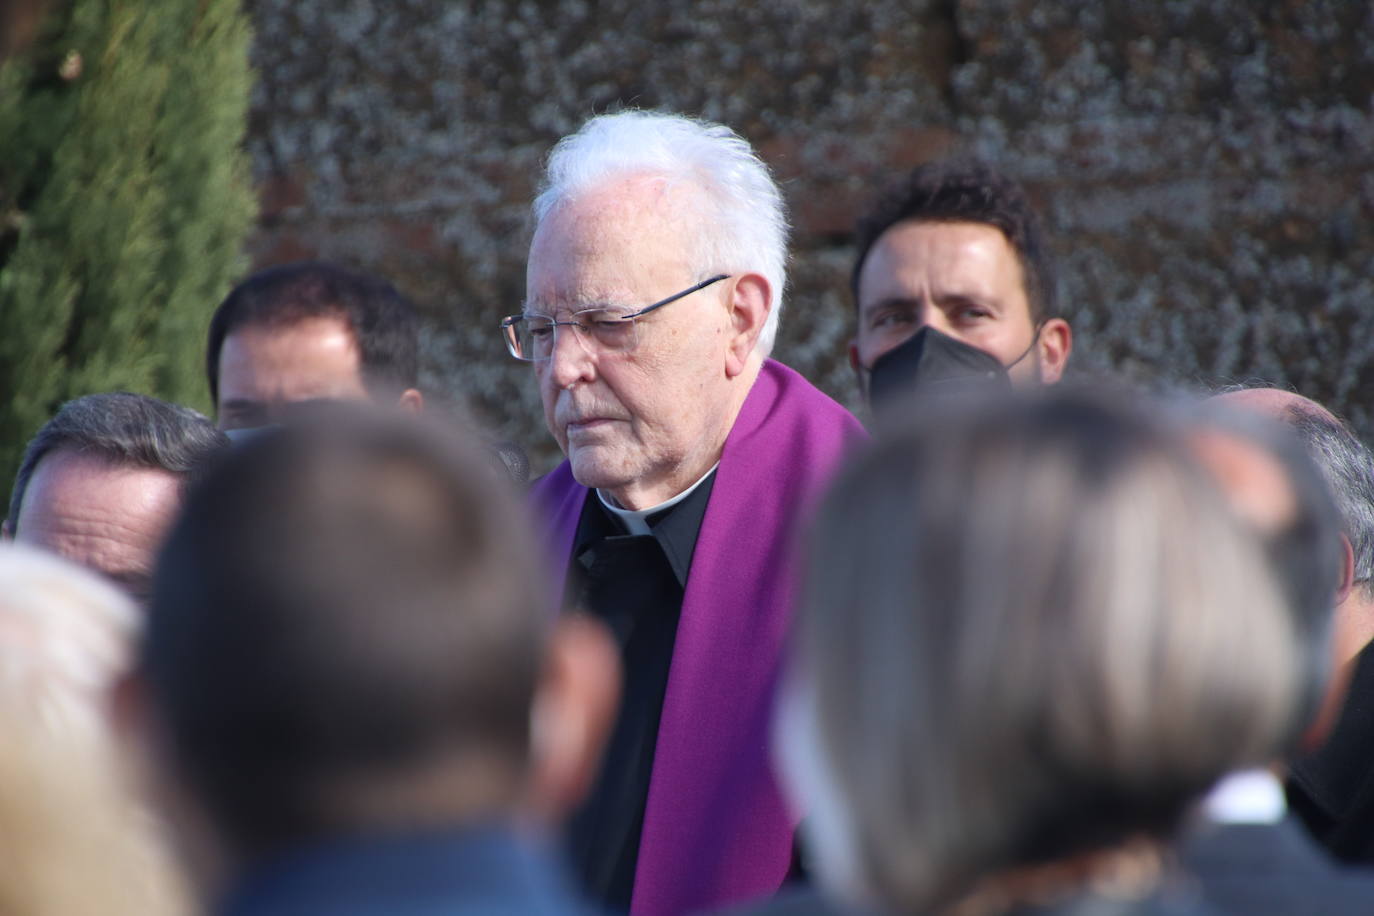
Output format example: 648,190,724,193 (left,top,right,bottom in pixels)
851,159,1057,323
7,392,227,535
141,409,548,857
205,261,421,406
